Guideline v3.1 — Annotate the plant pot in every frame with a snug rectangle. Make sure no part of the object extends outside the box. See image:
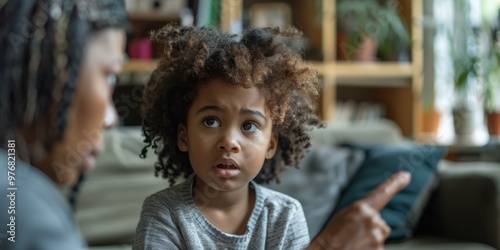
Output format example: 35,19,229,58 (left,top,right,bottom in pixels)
421,109,441,133
452,106,475,135
485,111,500,136
337,32,378,61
